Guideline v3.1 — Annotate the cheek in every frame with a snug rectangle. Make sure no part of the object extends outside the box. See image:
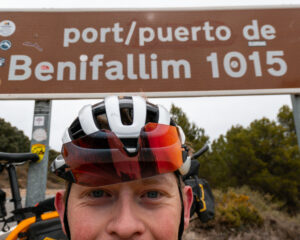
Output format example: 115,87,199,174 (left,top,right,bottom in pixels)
145,206,181,239
67,205,107,240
